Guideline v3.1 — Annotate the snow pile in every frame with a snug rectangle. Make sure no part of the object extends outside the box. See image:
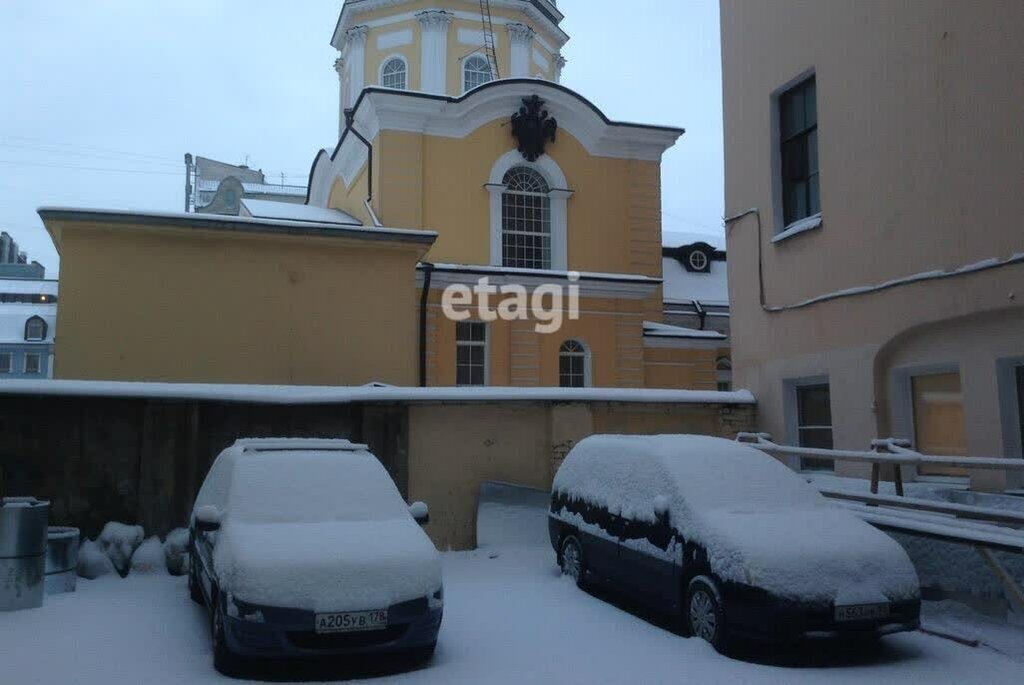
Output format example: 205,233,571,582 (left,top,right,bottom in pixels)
163,528,190,576
212,450,441,611
98,522,145,576
552,434,919,604
77,538,115,579
129,537,168,575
